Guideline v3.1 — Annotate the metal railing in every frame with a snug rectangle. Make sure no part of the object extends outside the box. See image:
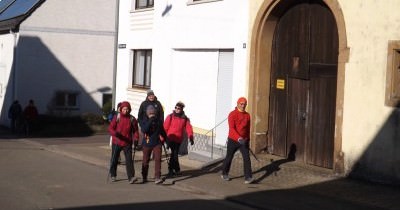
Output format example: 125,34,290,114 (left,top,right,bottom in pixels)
188,118,228,160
